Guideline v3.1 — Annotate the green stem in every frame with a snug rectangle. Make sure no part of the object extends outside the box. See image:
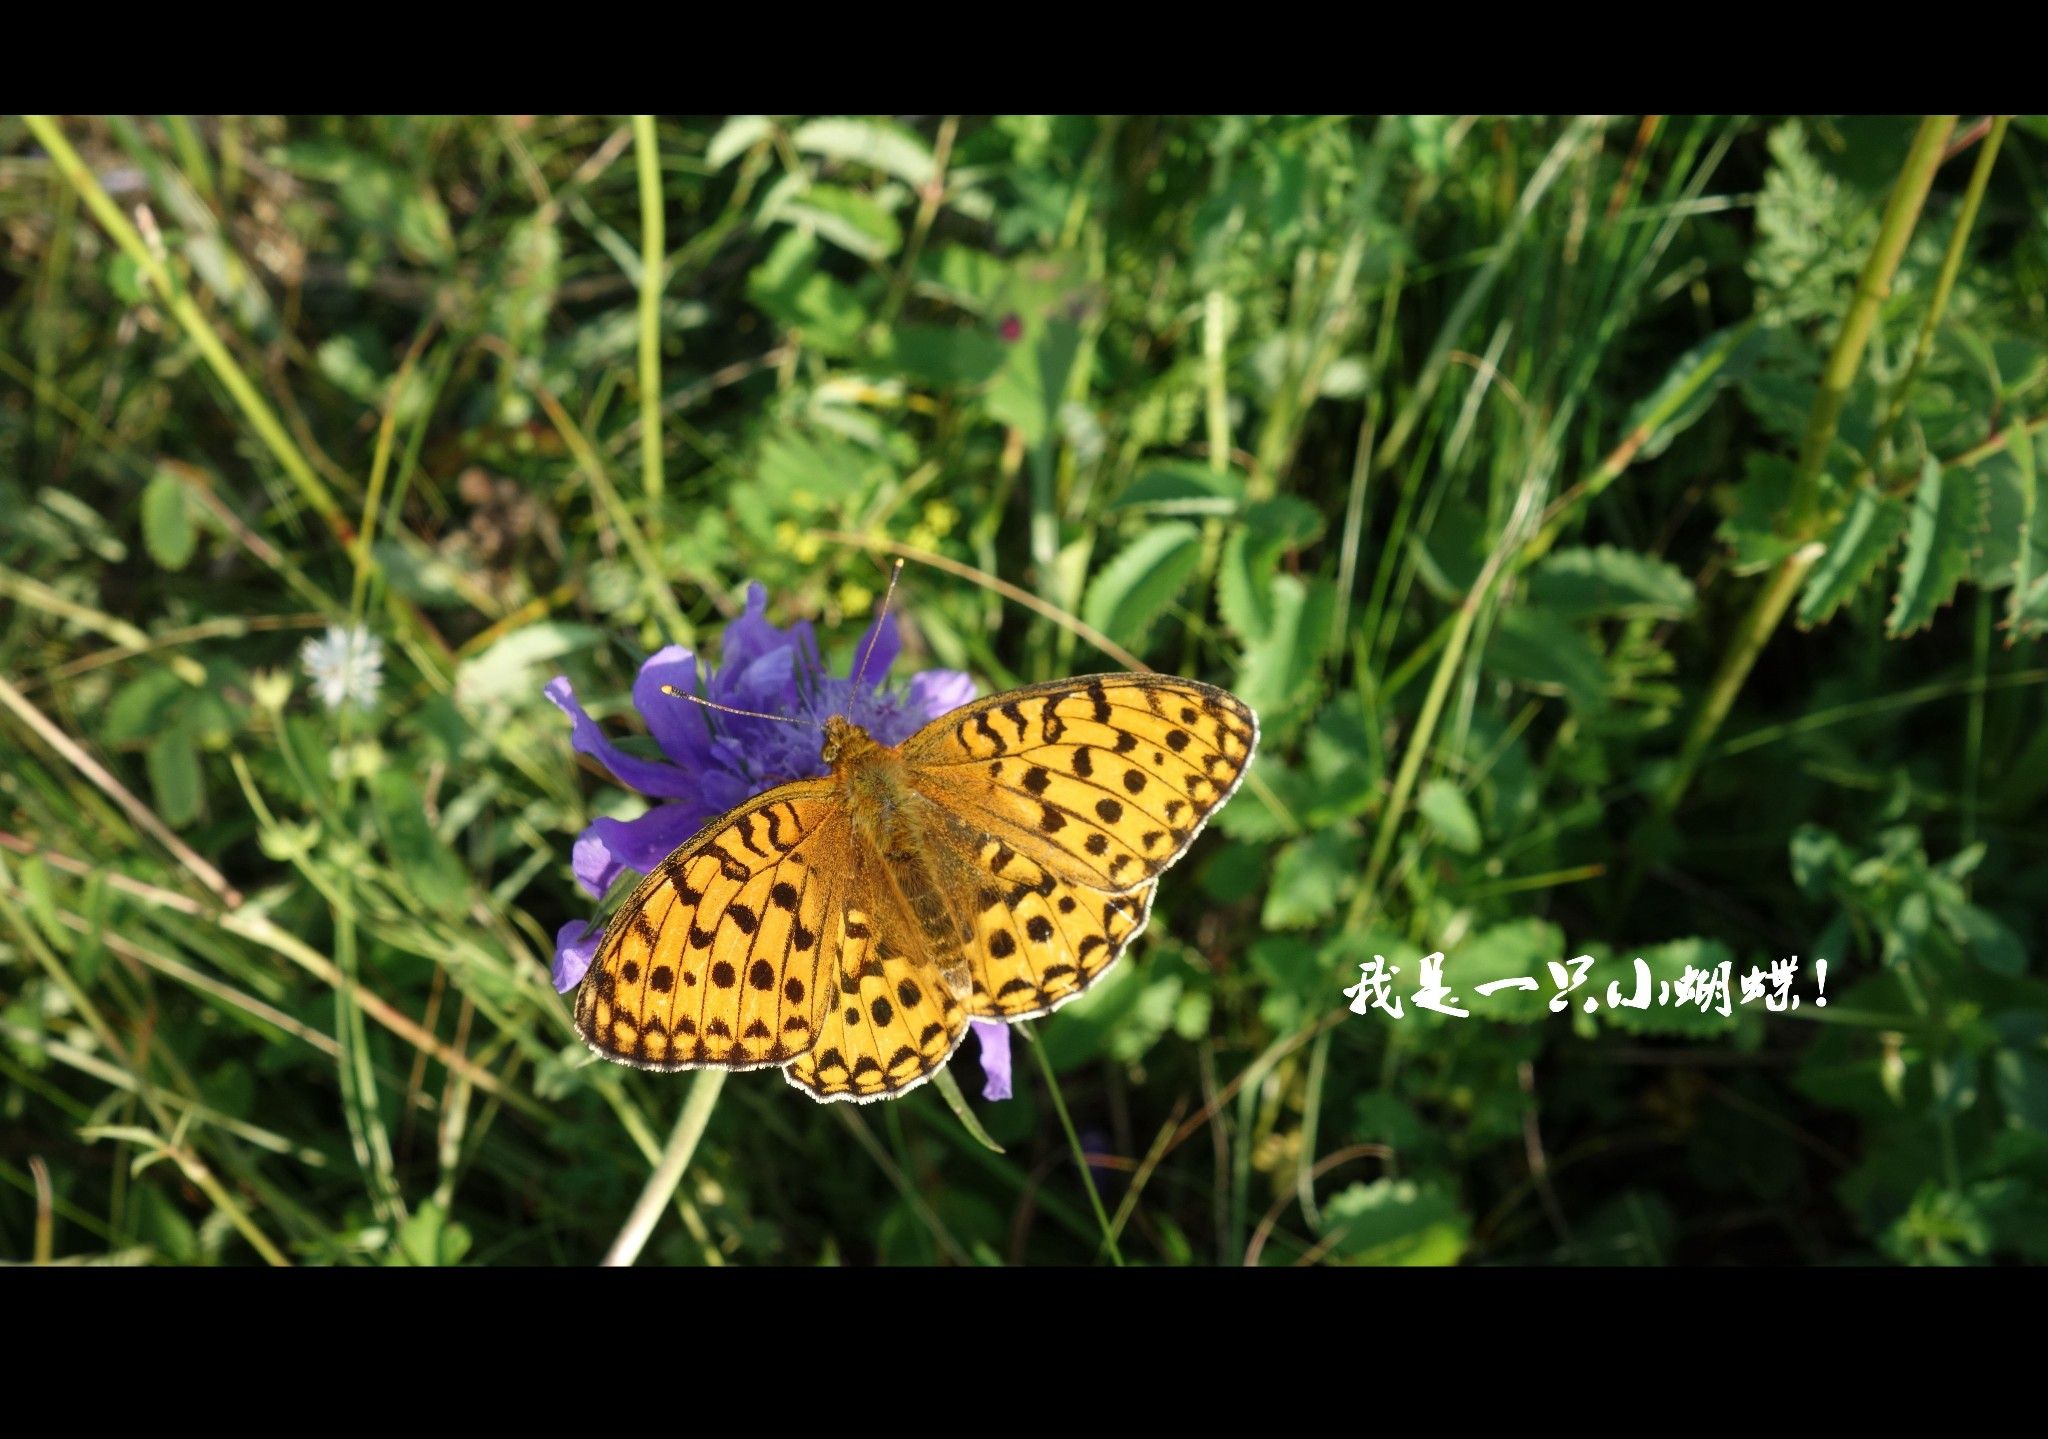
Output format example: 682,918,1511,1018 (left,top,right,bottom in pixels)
1357,595,1481,924
1786,116,1958,532
601,1069,726,1267
1656,541,1825,815
23,115,344,534
1657,116,1958,822
1023,1023,1124,1266
633,116,666,512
